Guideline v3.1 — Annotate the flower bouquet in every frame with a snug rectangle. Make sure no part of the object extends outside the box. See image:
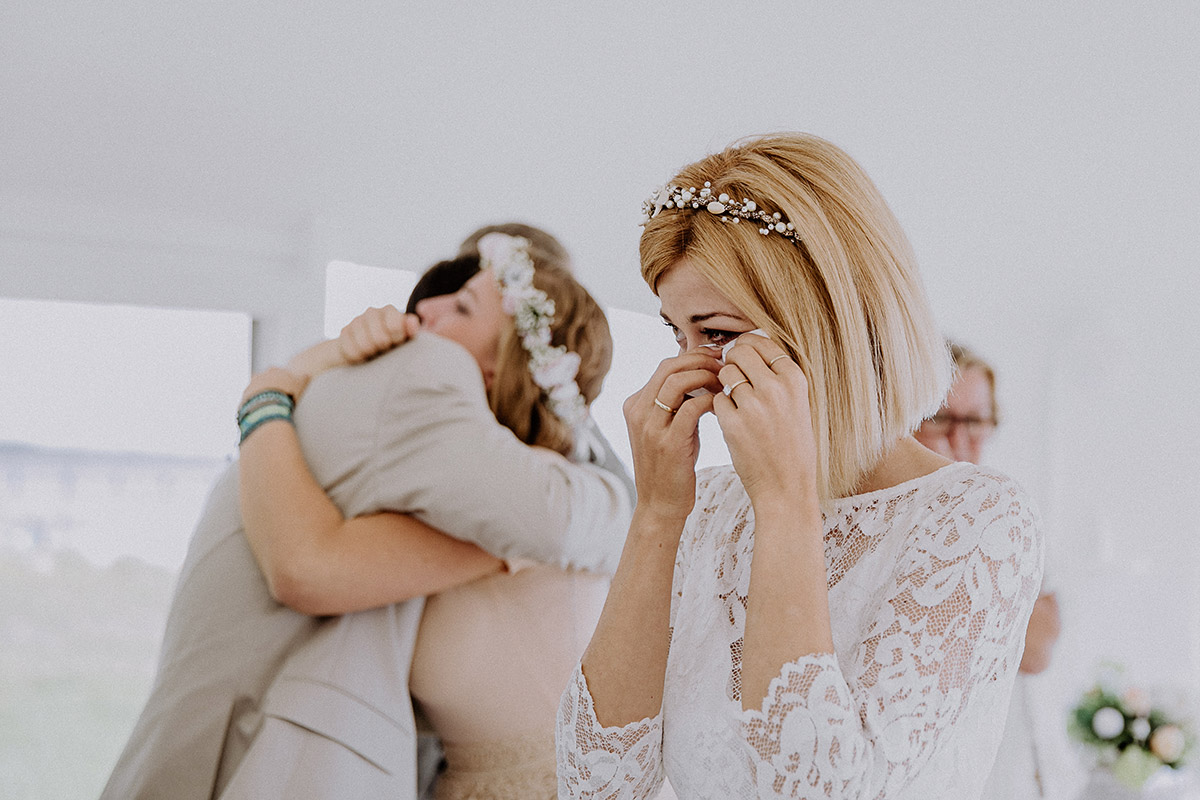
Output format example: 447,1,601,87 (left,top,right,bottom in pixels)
1069,676,1192,791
